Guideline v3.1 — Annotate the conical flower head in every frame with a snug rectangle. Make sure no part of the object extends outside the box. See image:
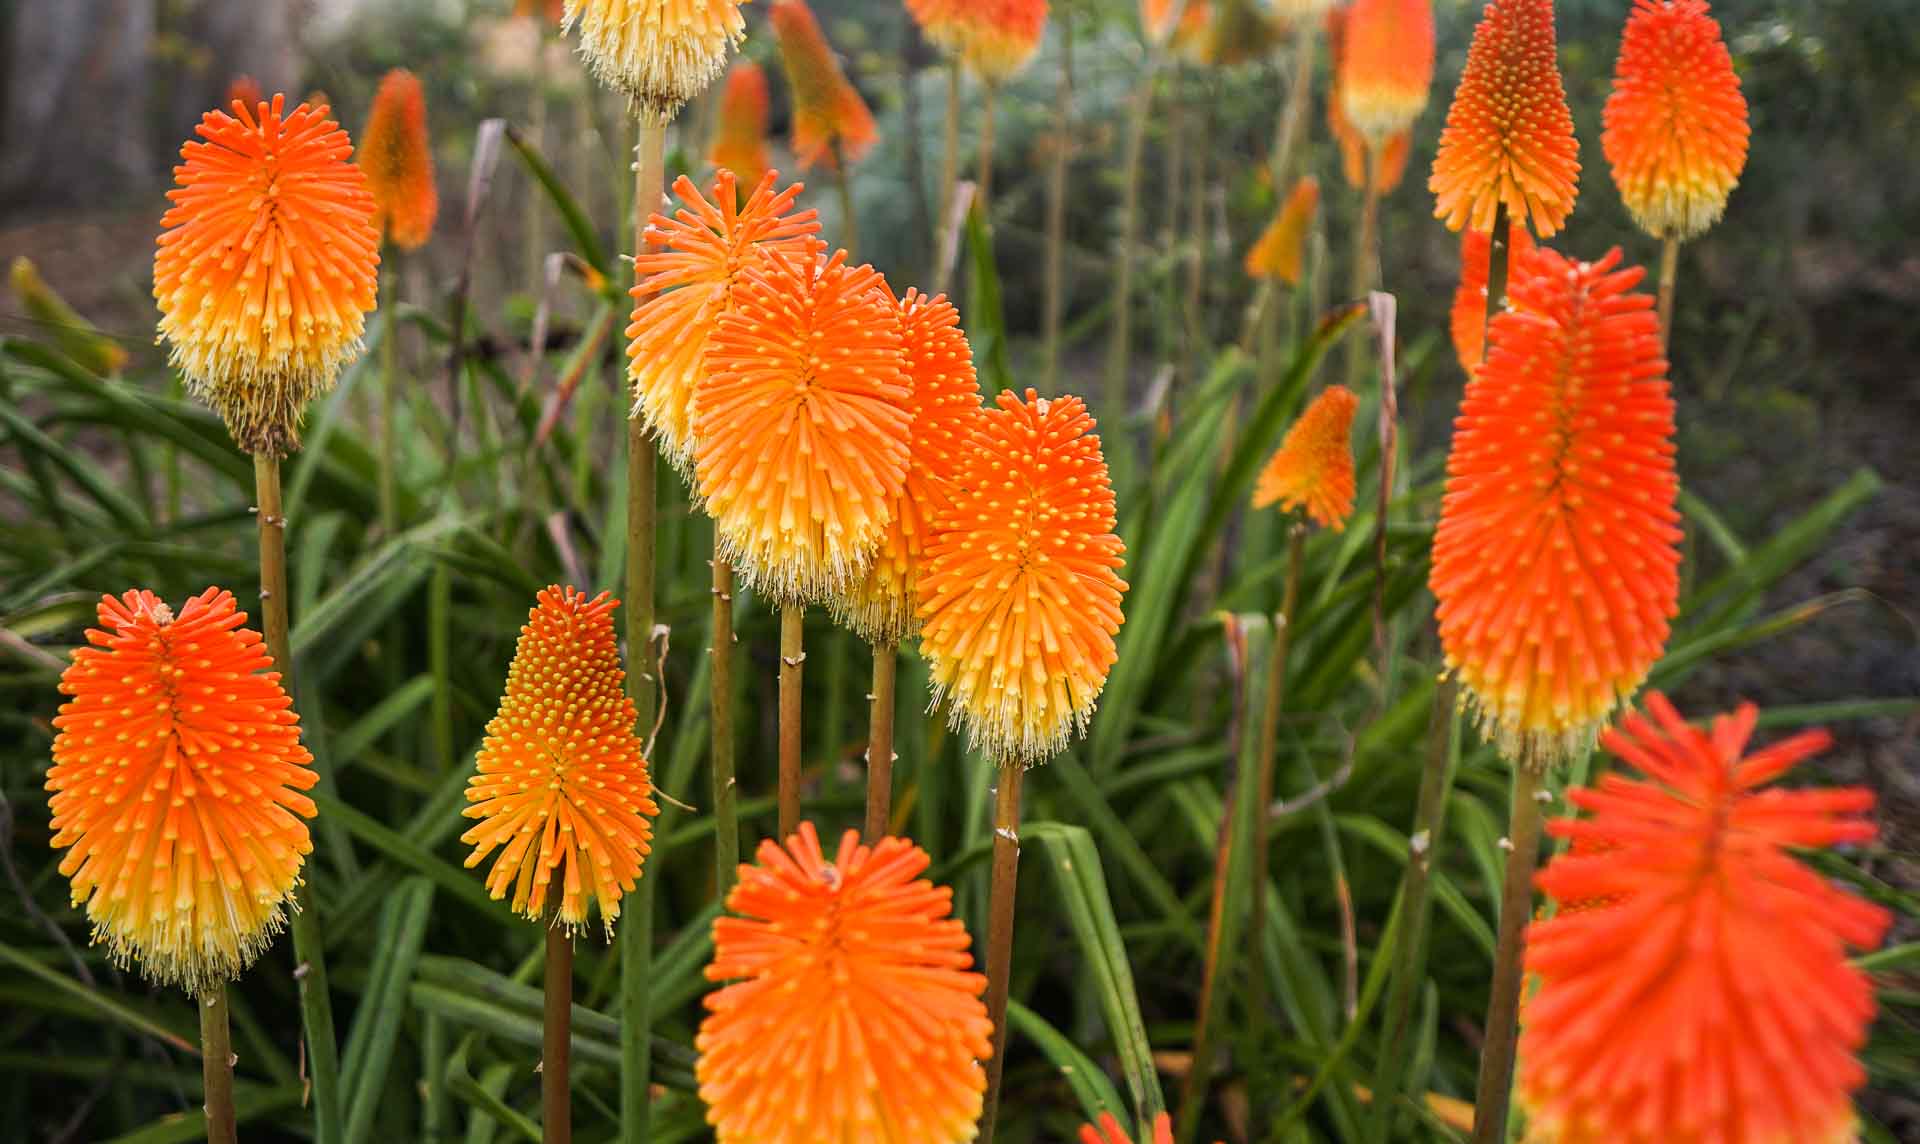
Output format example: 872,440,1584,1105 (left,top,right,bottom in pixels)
154,94,380,457
1431,246,1680,768
918,389,1129,764
1244,177,1319,285
1338,0,1433,144
627,169,820,468
562,0,748,121
697,823,992,1144
359,68,439,251
1602,0,1750,240
1326,9,1410,191
46,588,317,997
1252,385,1358,531
1448,223,1535,374
958,0,1049,83
837,288,986,644
1520,694,1889,1144
696,248,912,604
1429,0,1580,237
1082,1112,1175,1144
461,587,658,933
1140,0,1179,45
771,0,878,170
708,61,773,190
